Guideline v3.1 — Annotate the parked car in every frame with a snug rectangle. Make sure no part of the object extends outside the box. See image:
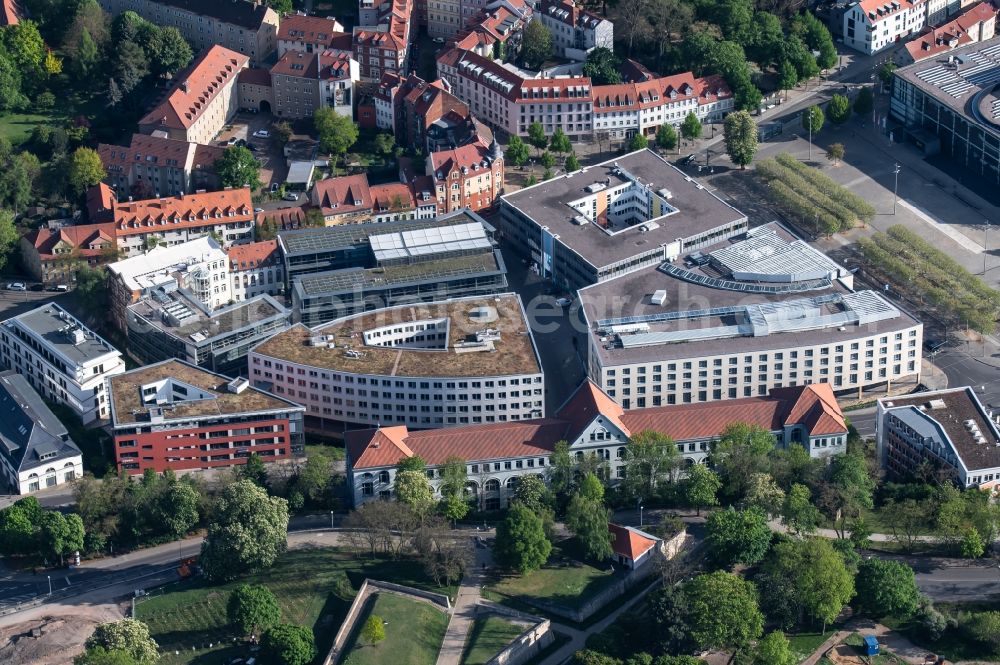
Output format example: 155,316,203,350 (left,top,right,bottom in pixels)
555,297,572,307
283,192,299,201
270,183,280,193
6,282,26,291
29,284,44,291
433,37,445,44
253,129,270,138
